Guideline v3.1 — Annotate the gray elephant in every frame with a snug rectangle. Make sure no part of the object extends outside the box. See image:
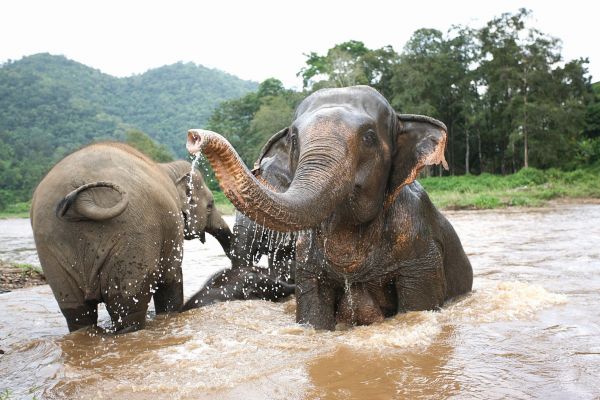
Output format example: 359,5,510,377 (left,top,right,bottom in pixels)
31,142,231,333
183,130,296,310
187,85,473,330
